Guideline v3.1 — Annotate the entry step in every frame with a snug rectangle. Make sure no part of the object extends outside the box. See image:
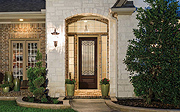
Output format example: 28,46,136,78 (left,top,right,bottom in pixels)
65,96,110,99
74,90,102,96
